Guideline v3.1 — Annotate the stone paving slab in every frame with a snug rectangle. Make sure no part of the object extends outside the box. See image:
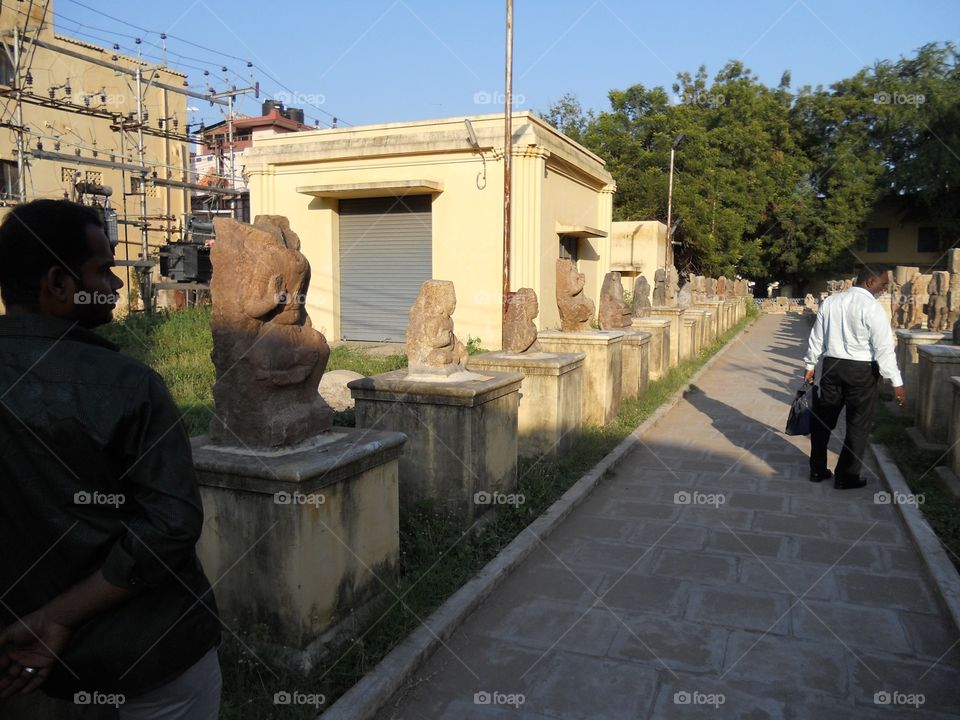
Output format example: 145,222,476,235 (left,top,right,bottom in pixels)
373,315,960,720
